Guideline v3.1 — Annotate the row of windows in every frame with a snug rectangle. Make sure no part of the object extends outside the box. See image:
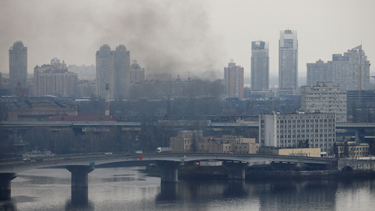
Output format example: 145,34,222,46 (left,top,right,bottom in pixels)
277,115,334,120
278,119,333,123
278,134,334,138
277,125,334,129
278,139,333,143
